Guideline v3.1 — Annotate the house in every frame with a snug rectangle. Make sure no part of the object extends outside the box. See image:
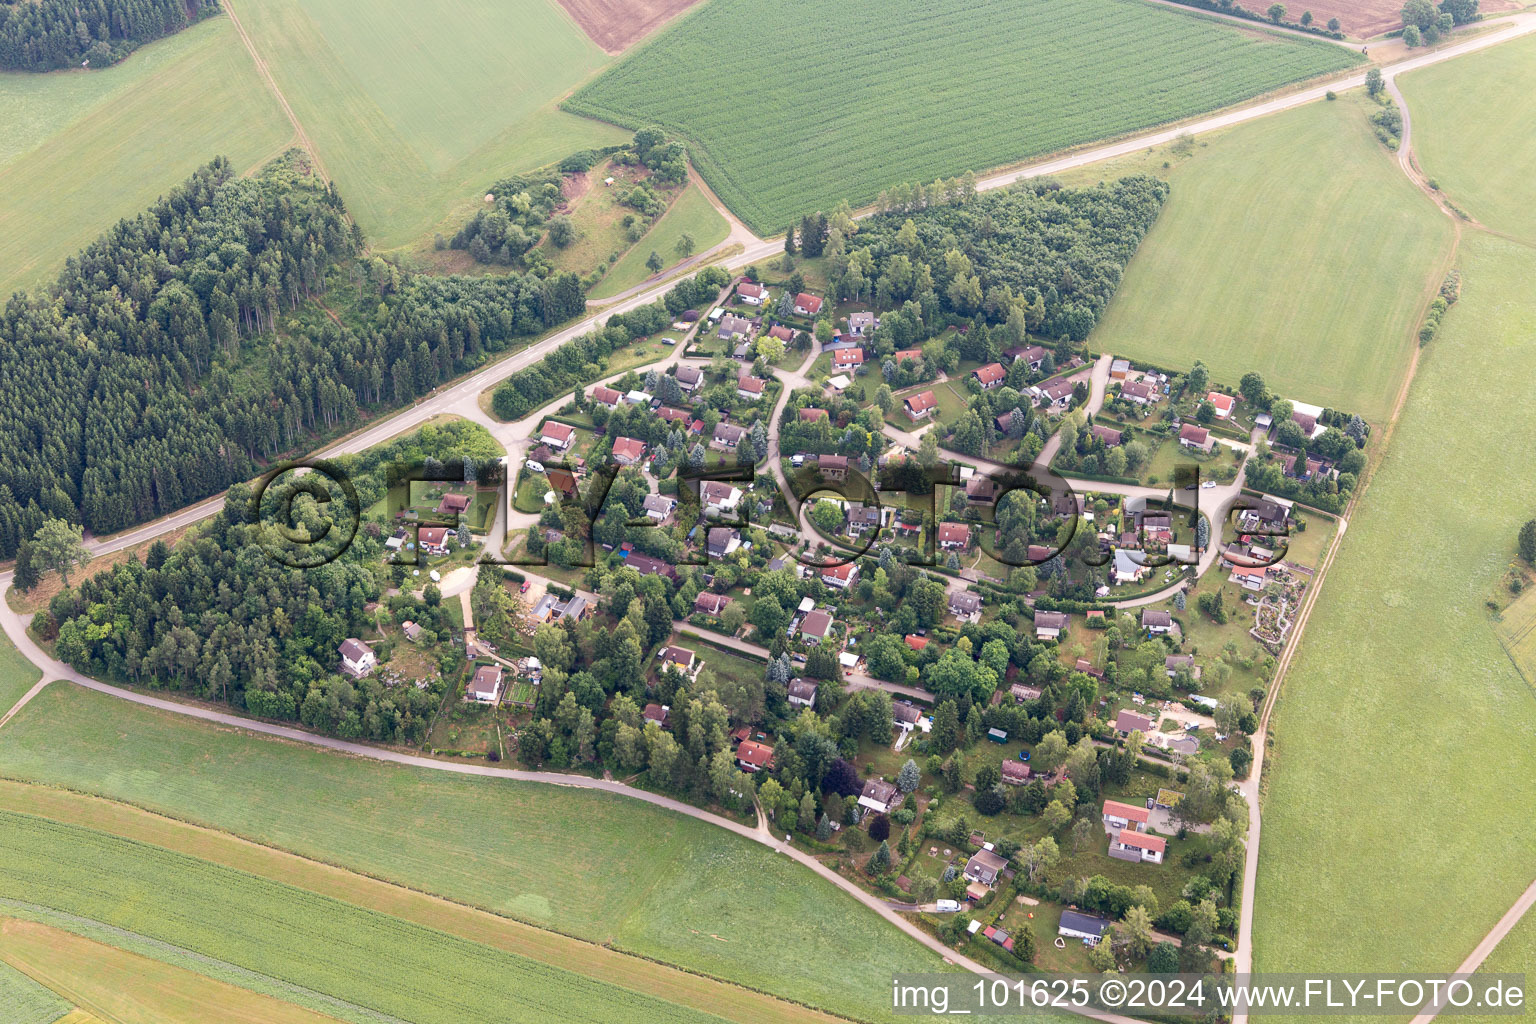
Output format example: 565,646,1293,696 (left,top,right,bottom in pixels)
1010,682,1042,703
1102,798,1151,833
1090,424,1123,447
1114,548,1146,584
466,664,503,703
695,592,733,618
712,423,747,450
768,323,794,343
657,645,698,675
657,406,692,426
642,702,670,728
1026,544,1054,563
1001,760,1032,785
831,348,864,370
1059,911,1112,945
905,634,928,652
846,503,882,535
1230,564,1269,591
1239,497,1291,532
938,522,971,550
641,493,675,521
1178,423,1213,452
1111,829,1166,865
1038,379,1075,407
436,492,472,517
1165,654,1200,679
540,421,576,450
401,621,424,642
717,314,752,340
675,365,703,392
818,454,849,481
1207,391,1235,419
625,389,651,406
591,385,622,408
622,550,677,580
1142,609,1173,634
1109,358,1131,380
949,590,983,622
847,311,878,336
964,474,996,505
787,678,818,708
737,281,767,305
1115,709,1155,736
1075,658,1102,678
612,436,647,466
857,778,901,815
893,347,924,364
903,390,938,421
1120,381,1154,405
1034,610,1068,641
893,702,927,733
705,527,741,559
963,847,1009,887
821,561,858,589
1008,344,1048,370
798,407,828,422
1292,410,1320,436
418,527,450,556
736,376,766,401
800,609,834,642
793,292,823,317
736,739,774,772
337,639,376,678
701,480,743,513
972,362,1006,389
